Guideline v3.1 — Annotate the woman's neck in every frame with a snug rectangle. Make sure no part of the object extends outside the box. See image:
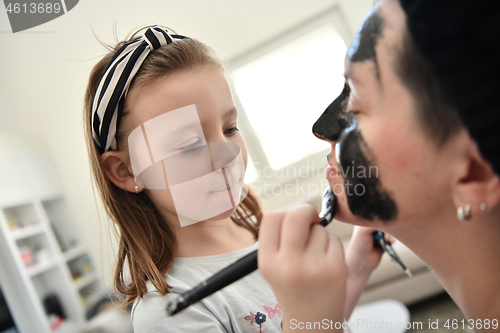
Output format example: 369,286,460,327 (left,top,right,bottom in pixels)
383,213,500,324
173,217,256,257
